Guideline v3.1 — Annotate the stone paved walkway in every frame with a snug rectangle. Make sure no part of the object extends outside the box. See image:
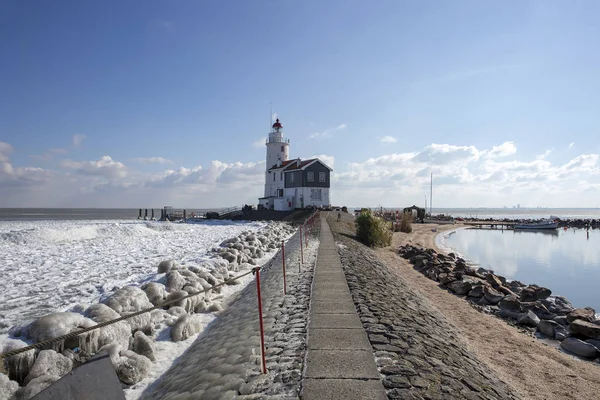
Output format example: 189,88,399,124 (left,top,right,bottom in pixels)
302,216,387,400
